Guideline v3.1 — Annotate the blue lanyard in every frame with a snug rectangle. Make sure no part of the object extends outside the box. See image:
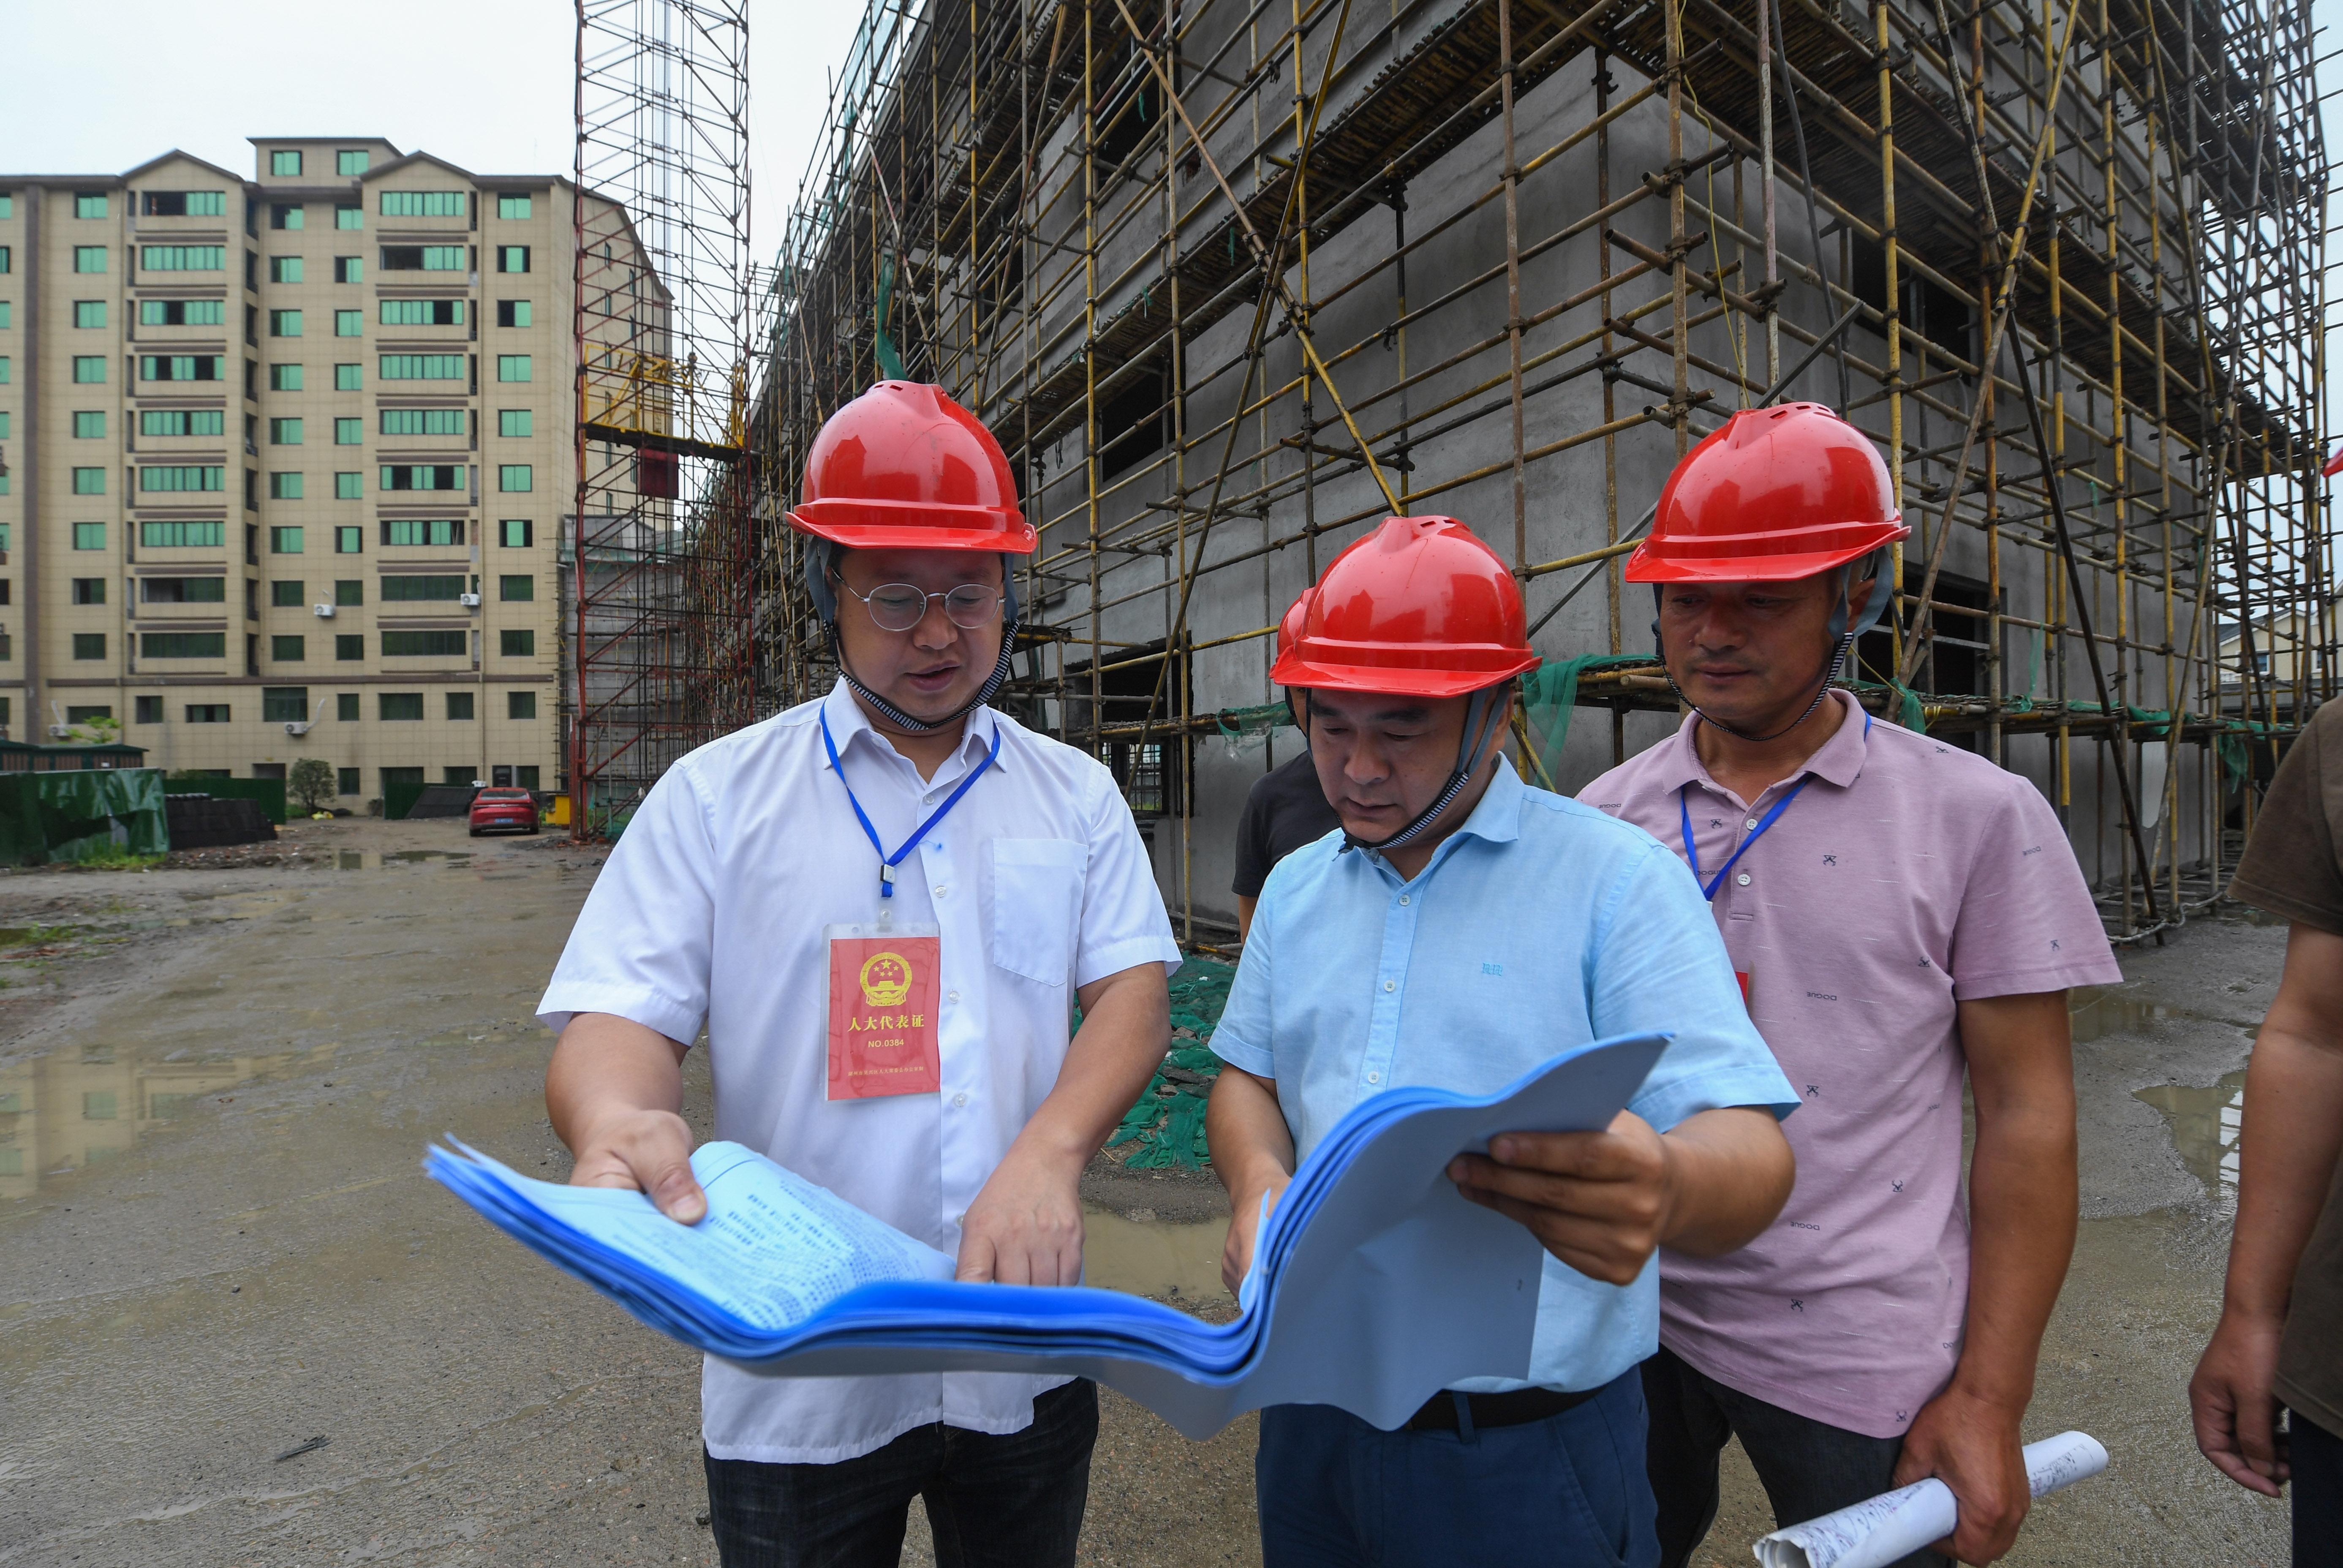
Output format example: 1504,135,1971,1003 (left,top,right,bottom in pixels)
819,708,1001,897
1678,712,1866,901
